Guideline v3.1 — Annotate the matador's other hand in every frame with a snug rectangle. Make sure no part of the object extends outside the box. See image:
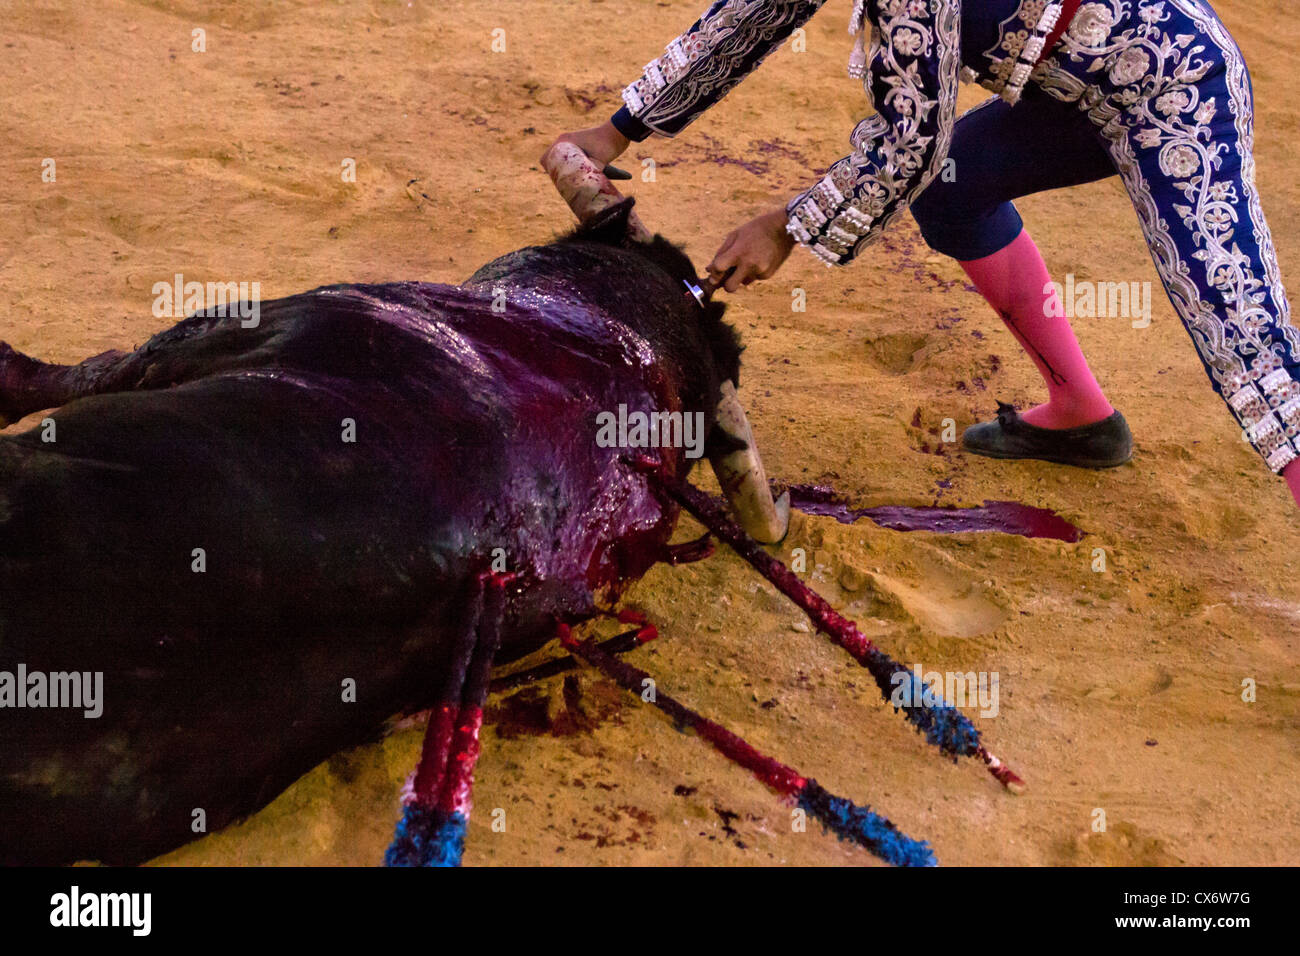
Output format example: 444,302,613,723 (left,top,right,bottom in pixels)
543,121,630,168
707,206,797,294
